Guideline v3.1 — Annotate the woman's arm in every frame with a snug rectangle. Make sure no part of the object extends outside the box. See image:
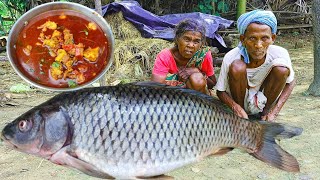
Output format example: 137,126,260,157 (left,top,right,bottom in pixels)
151,73,167,84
